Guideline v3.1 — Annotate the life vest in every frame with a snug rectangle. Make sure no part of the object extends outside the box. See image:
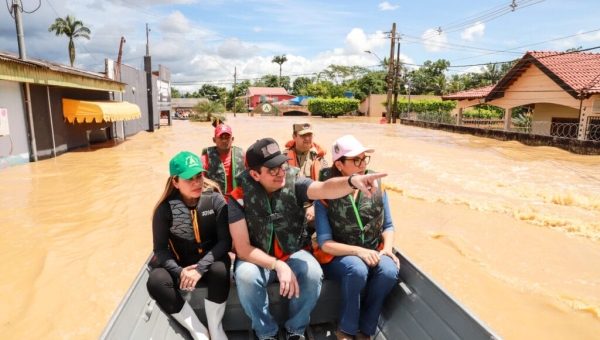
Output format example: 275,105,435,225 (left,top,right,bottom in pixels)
229,167,309,254
319,168,384,250
283,141,327,180
201,146,245,193
167,190,217,266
